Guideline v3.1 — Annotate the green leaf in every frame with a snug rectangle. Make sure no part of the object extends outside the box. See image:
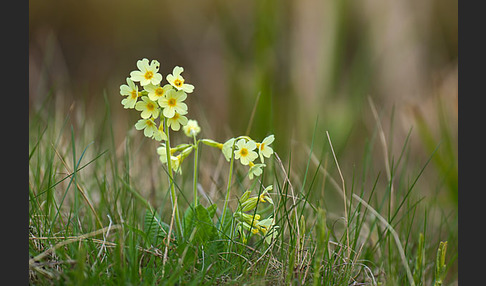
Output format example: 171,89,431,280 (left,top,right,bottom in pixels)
216,208,233,238
207,204,217,219
194,205,218,244
183,206,196,239
144,209,171,246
